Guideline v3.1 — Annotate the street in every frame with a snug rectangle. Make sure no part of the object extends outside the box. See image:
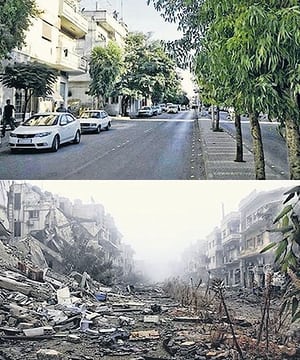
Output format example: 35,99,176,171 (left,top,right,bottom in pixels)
0,111,202,180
